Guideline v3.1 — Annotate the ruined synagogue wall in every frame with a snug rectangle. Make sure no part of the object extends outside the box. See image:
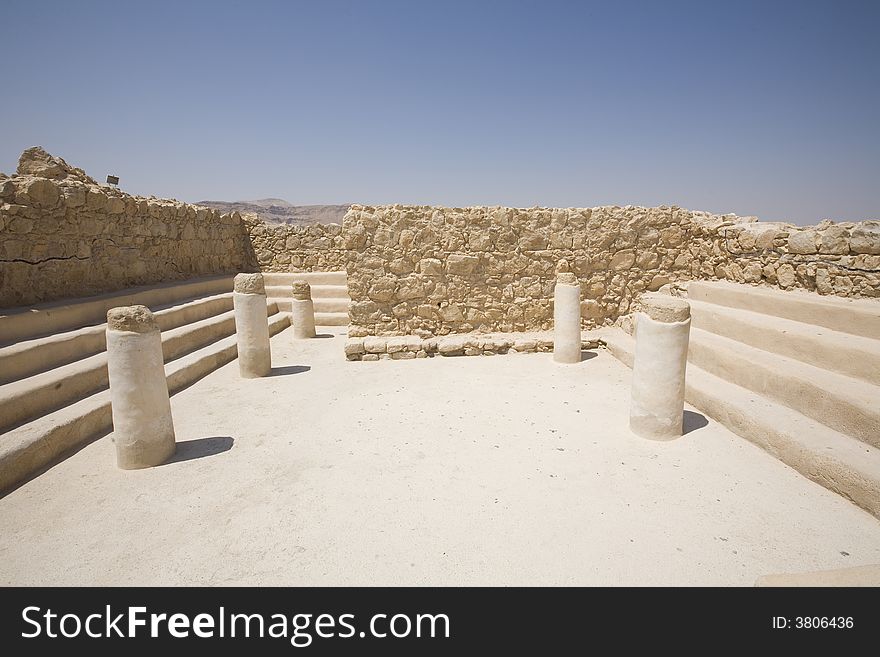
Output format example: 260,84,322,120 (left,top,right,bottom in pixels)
697,219,879,297
243,214,349,273
343,204,880,338
0,149,256,308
